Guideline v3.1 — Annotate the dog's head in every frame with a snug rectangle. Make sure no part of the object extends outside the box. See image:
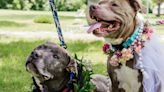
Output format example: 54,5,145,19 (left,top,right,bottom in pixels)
87,0,141,44
26,42,75,83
